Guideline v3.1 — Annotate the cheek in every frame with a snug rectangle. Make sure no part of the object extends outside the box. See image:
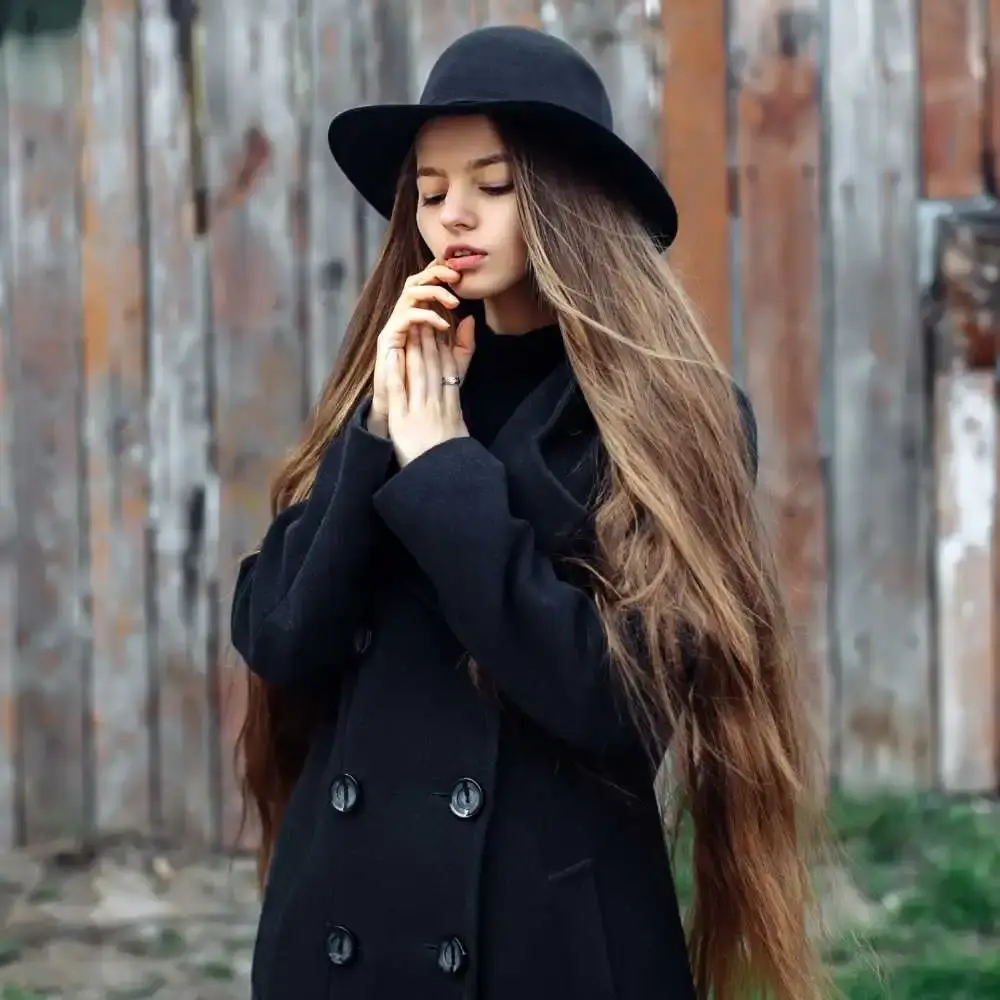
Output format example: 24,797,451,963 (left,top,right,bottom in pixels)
416,211,432,249
509,239,529,282
499,206,527,265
